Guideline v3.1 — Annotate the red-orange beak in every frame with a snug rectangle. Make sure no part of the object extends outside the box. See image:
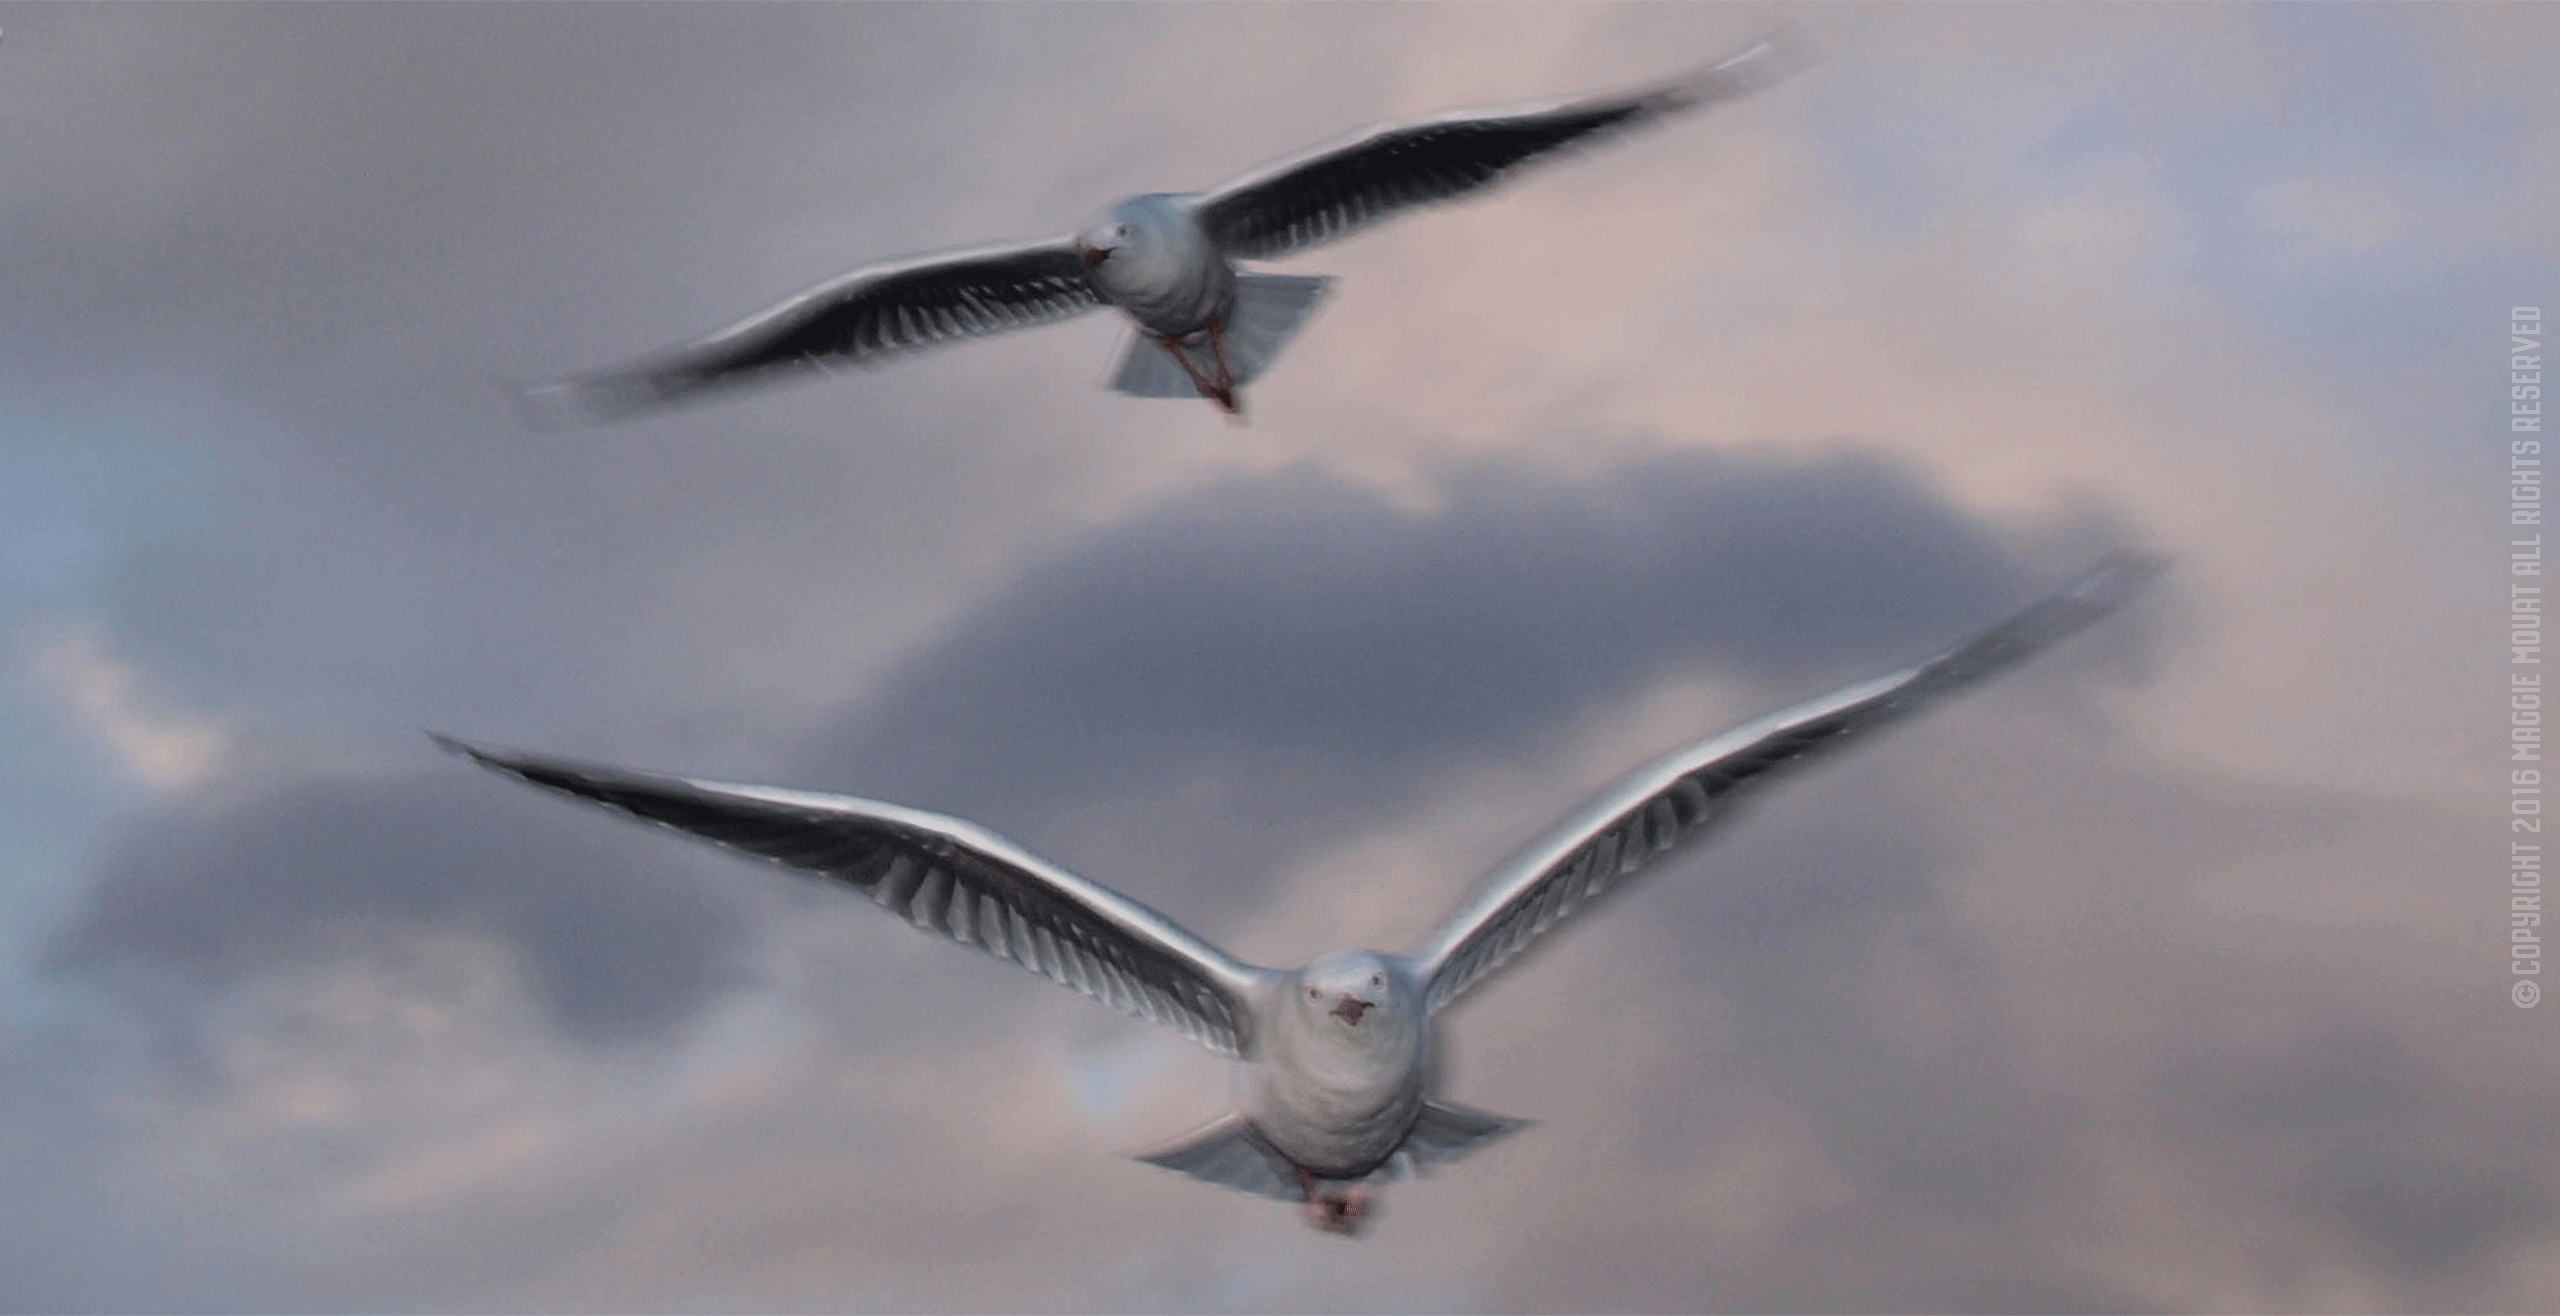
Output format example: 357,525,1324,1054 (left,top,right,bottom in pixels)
1081,246,1111,271
1330,996,1372,1025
